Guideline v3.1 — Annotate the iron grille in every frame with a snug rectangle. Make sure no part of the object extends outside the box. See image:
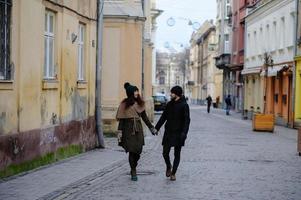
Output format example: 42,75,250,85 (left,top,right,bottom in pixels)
0,0,12,80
